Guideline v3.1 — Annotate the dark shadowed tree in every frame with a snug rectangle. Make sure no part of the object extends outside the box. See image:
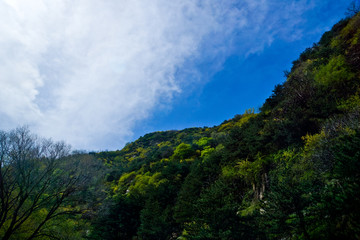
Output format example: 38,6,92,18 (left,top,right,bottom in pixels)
0,127,103,240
